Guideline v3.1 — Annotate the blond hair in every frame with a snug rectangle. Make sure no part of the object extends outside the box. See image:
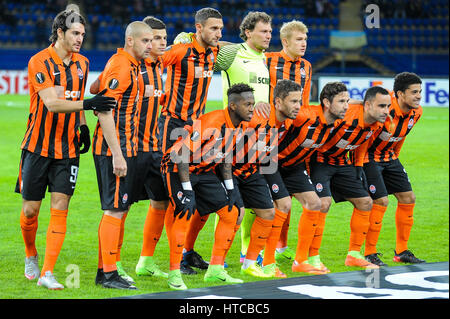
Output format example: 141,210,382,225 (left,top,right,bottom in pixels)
279,20,308,40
